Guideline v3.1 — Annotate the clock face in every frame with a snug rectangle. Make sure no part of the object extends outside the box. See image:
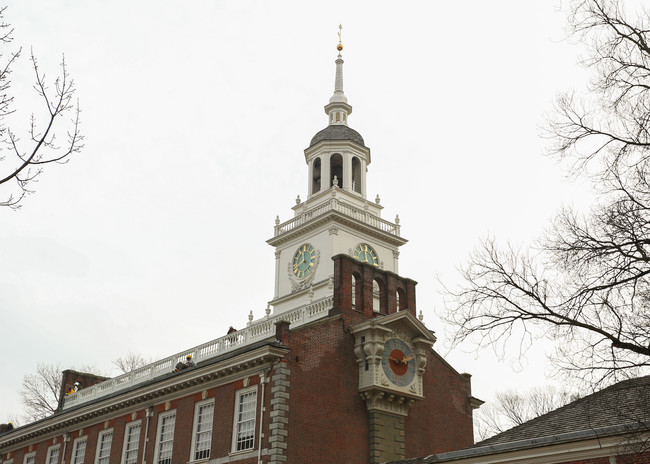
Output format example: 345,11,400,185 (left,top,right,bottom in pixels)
381,338,416,387
353,243,379,267
292,244,316,279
